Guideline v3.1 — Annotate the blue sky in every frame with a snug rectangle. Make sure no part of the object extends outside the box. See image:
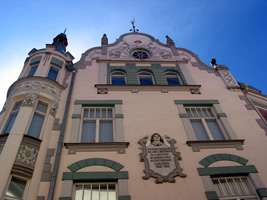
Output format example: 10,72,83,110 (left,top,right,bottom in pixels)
0,0,266,107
